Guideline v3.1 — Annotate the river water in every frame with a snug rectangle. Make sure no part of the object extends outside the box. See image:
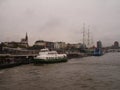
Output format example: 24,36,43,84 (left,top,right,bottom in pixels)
0,52,120,90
